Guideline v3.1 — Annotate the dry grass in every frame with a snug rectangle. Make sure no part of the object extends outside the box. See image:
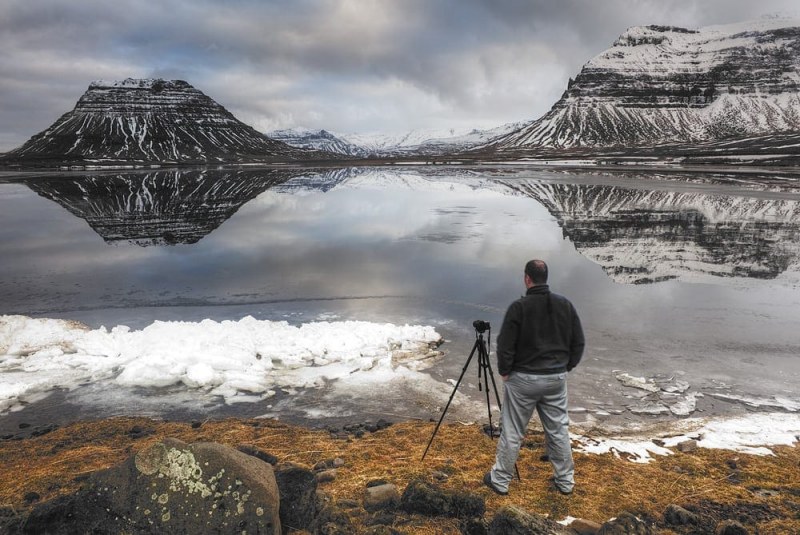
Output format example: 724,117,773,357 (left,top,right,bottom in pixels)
0,417,798,533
